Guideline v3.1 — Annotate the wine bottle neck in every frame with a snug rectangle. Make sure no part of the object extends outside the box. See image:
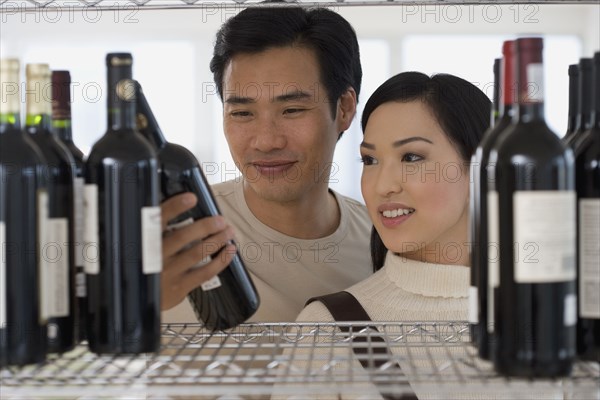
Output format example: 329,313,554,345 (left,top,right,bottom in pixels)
577,59,594,132
515,103,545,123
567,65,579,135
25,113,52,131
1,59,21,133
135,81,168,149
25,67,52,122
0,113,21,133
52,119,73,141
514,40,545,123
107,61,136,131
